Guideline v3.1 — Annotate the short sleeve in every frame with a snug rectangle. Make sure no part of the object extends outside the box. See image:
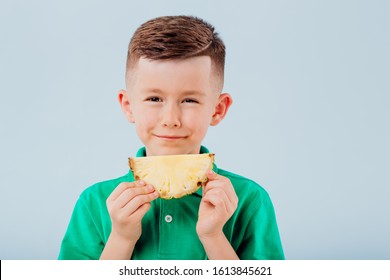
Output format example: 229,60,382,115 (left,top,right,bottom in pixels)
237,192,285,260
58,197,104,260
